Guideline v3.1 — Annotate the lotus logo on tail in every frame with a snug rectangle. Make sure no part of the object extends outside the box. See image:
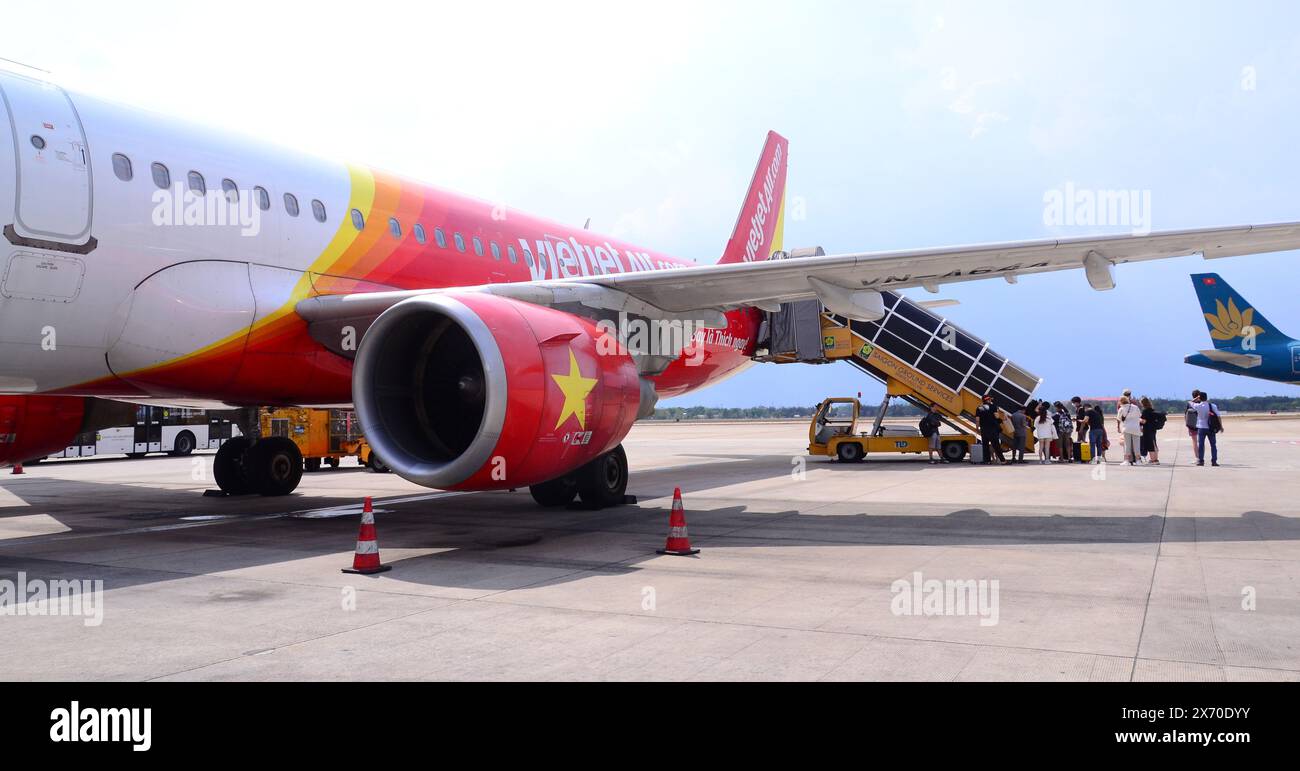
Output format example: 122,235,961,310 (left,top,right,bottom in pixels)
1205,298,1260,341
